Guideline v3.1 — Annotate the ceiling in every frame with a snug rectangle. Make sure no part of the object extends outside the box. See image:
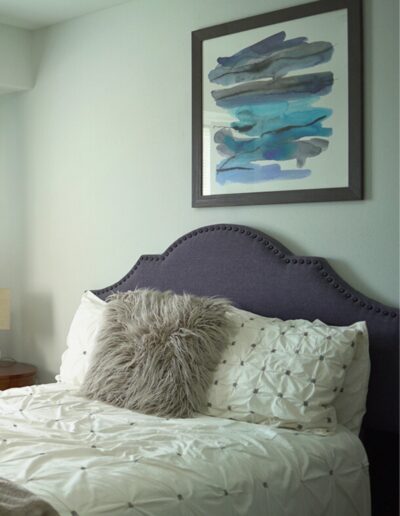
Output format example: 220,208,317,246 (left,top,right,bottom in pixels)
0,0,131,30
